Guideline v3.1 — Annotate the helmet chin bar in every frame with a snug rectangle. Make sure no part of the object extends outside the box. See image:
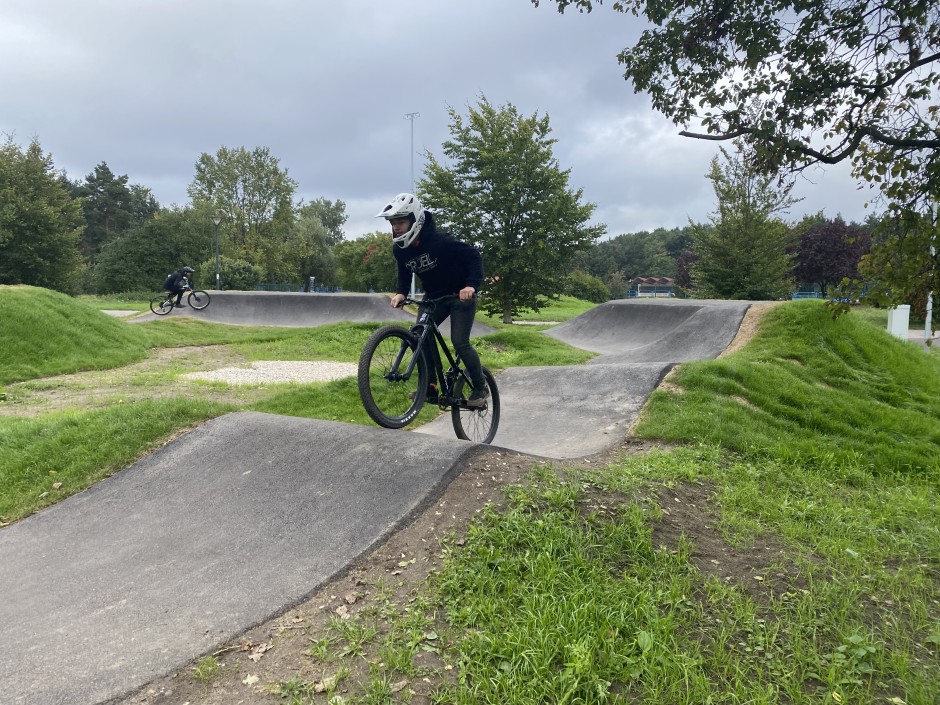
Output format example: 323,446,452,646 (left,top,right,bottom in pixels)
377,193,425,247
393,212,424,248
